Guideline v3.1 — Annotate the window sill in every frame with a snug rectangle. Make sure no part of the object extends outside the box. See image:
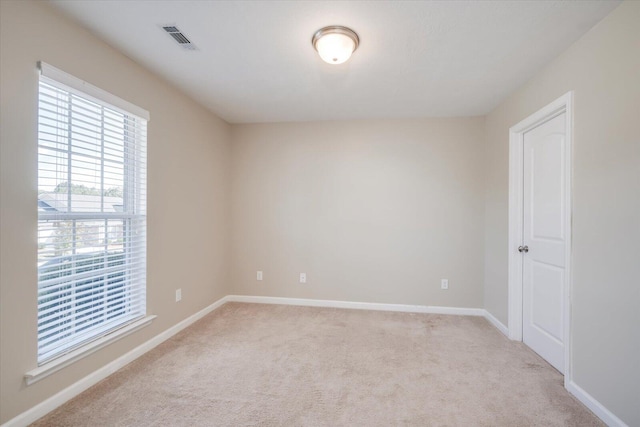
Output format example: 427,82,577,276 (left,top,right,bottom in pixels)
25,315,156,386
